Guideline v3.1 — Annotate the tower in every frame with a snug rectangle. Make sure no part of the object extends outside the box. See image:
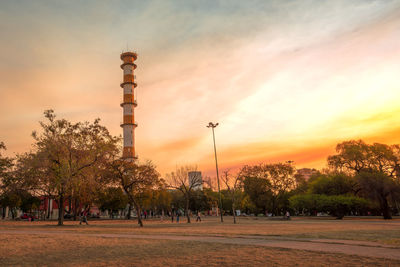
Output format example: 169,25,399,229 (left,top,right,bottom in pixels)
120,51,138,160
